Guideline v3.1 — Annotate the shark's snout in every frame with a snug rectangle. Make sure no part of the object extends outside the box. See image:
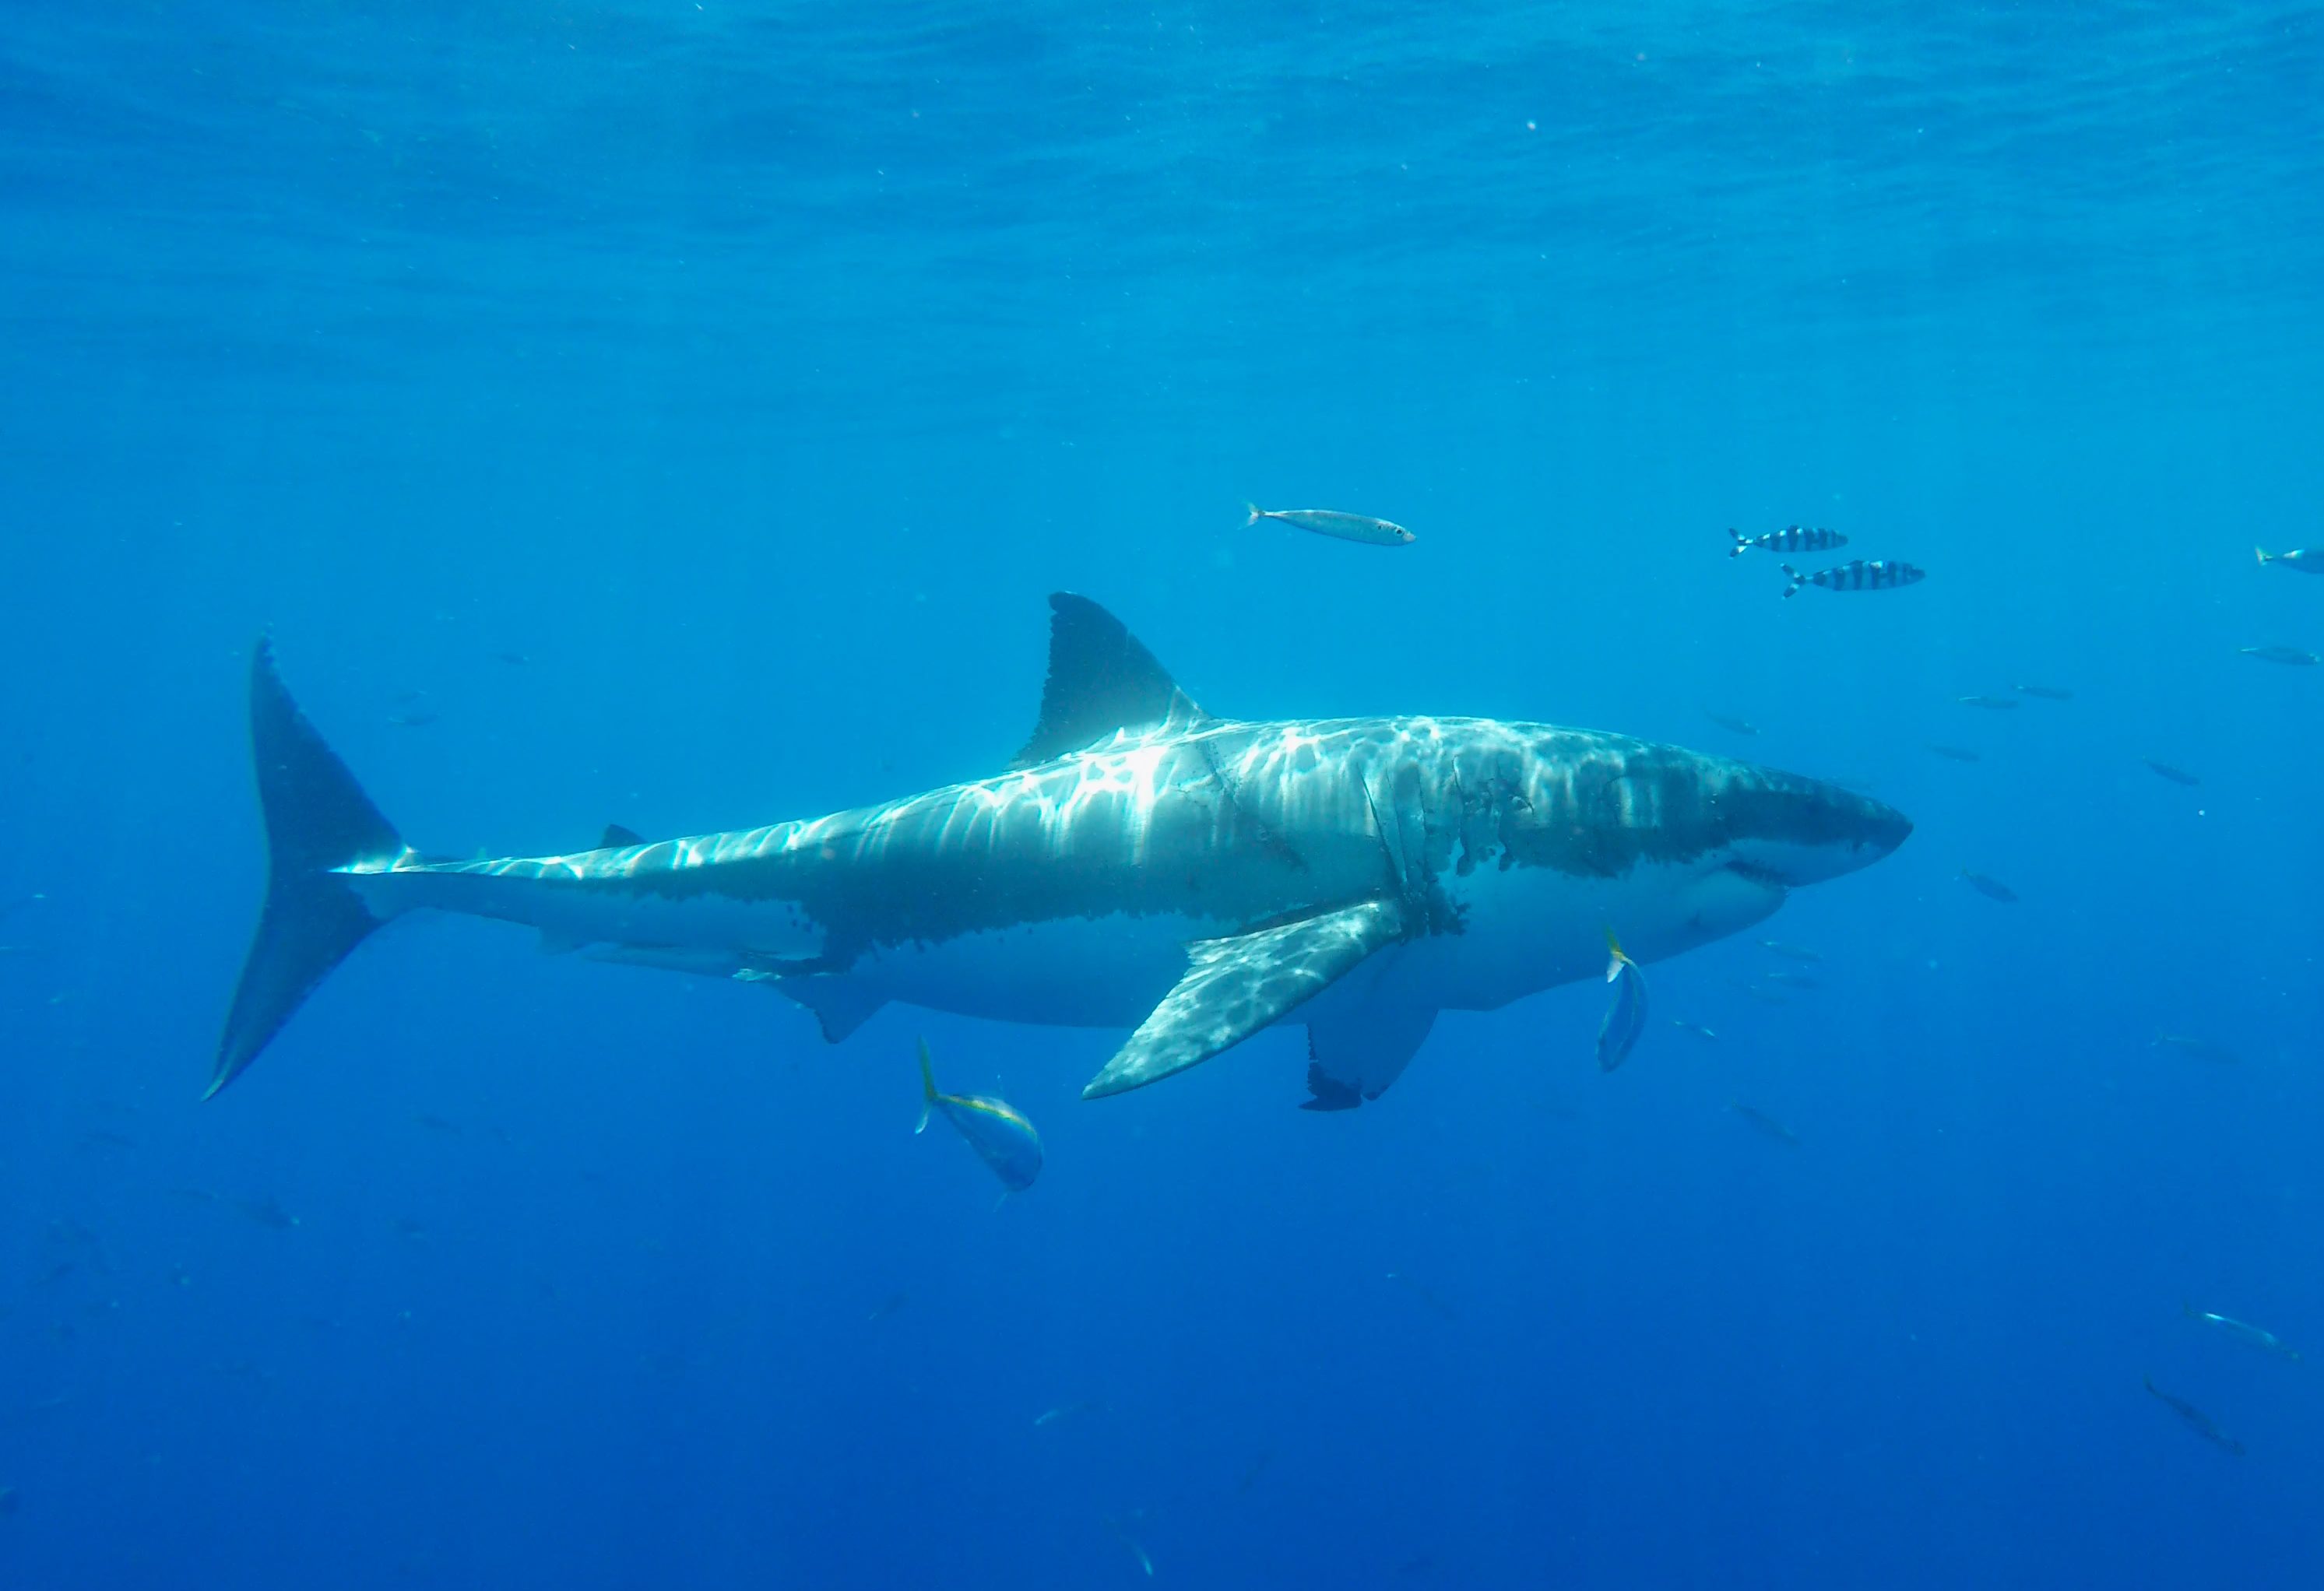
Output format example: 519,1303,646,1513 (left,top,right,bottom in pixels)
1726,777,1913,887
